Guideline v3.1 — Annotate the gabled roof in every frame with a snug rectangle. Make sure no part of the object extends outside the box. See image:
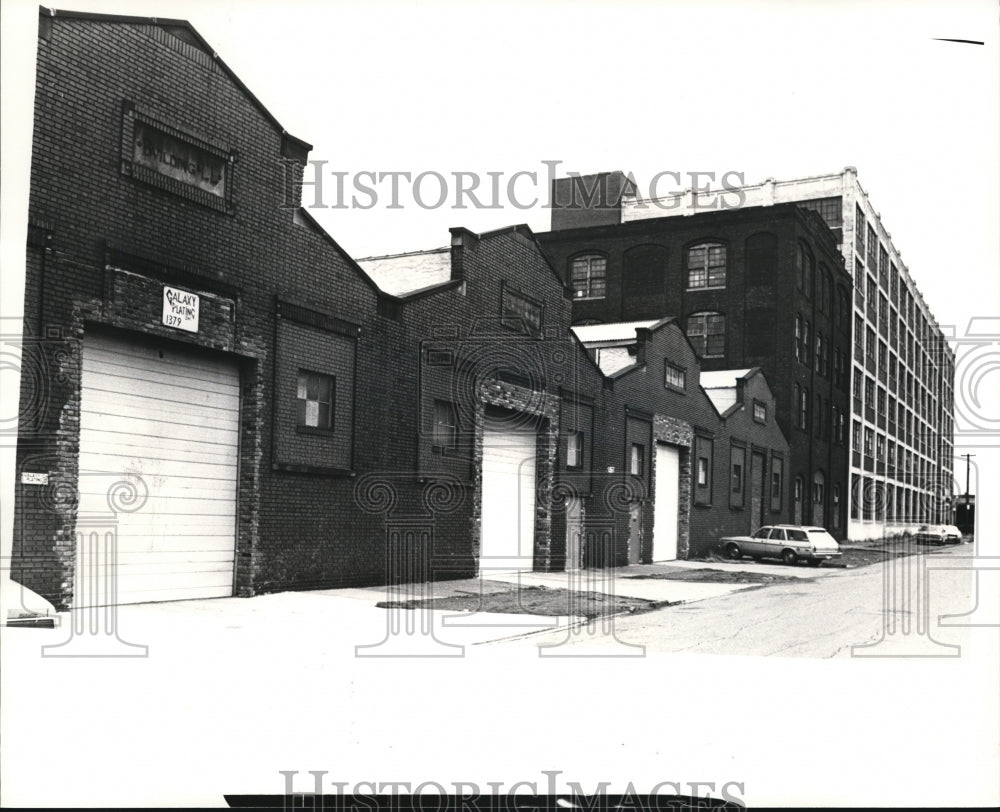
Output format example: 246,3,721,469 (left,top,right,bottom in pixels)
571,321,658,346
356,248,452,296
699,368,758,416
41,7,311,154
